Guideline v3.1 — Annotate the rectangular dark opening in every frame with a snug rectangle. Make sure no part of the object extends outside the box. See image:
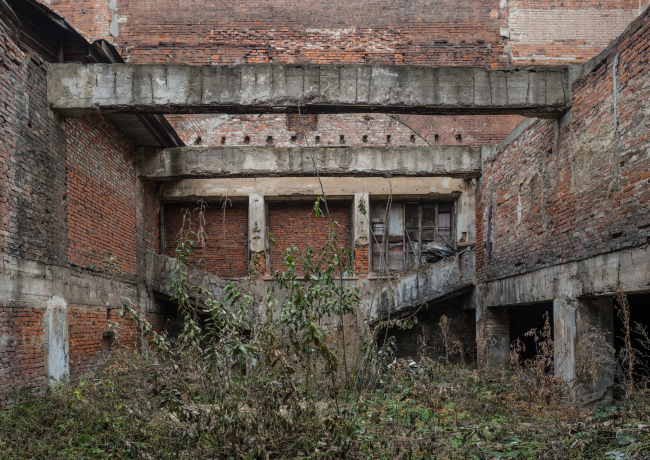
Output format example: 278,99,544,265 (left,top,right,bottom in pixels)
614,293,650,380
508,302,554,363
